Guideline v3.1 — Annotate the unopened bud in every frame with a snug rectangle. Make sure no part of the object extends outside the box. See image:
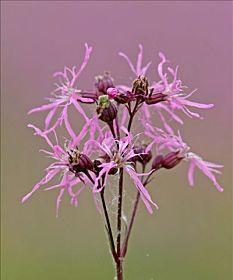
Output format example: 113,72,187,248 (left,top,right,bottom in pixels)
97,95,117,123
107,87,118,99
145,93,166,105
95,72,114,94
68,150,94,174
114,91,135,104
151,154,164,170
162,151,183,169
